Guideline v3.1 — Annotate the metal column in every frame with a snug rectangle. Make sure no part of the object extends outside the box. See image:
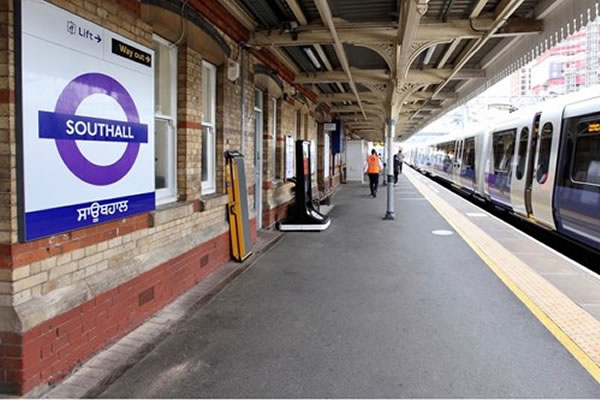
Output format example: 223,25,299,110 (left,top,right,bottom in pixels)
383,118,395,220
